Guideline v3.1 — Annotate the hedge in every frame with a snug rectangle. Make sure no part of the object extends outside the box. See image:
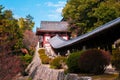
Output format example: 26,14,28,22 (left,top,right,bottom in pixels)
50,56,67,69
38,48,51,64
